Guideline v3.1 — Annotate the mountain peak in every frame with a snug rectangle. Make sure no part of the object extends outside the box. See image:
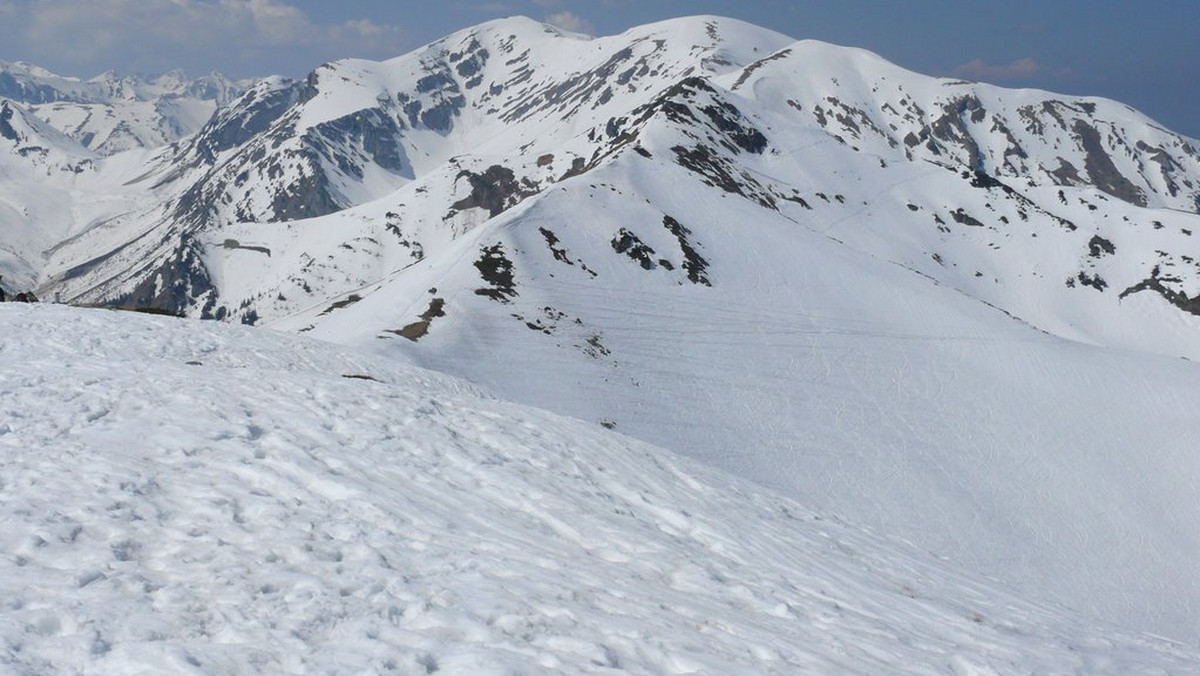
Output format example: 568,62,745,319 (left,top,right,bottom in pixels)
6,16,1200,647
0,60,254,154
